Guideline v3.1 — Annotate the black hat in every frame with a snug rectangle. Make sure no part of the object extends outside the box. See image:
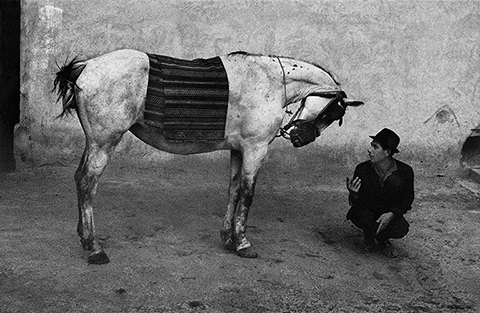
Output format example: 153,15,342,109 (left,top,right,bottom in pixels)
370,128,400,153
